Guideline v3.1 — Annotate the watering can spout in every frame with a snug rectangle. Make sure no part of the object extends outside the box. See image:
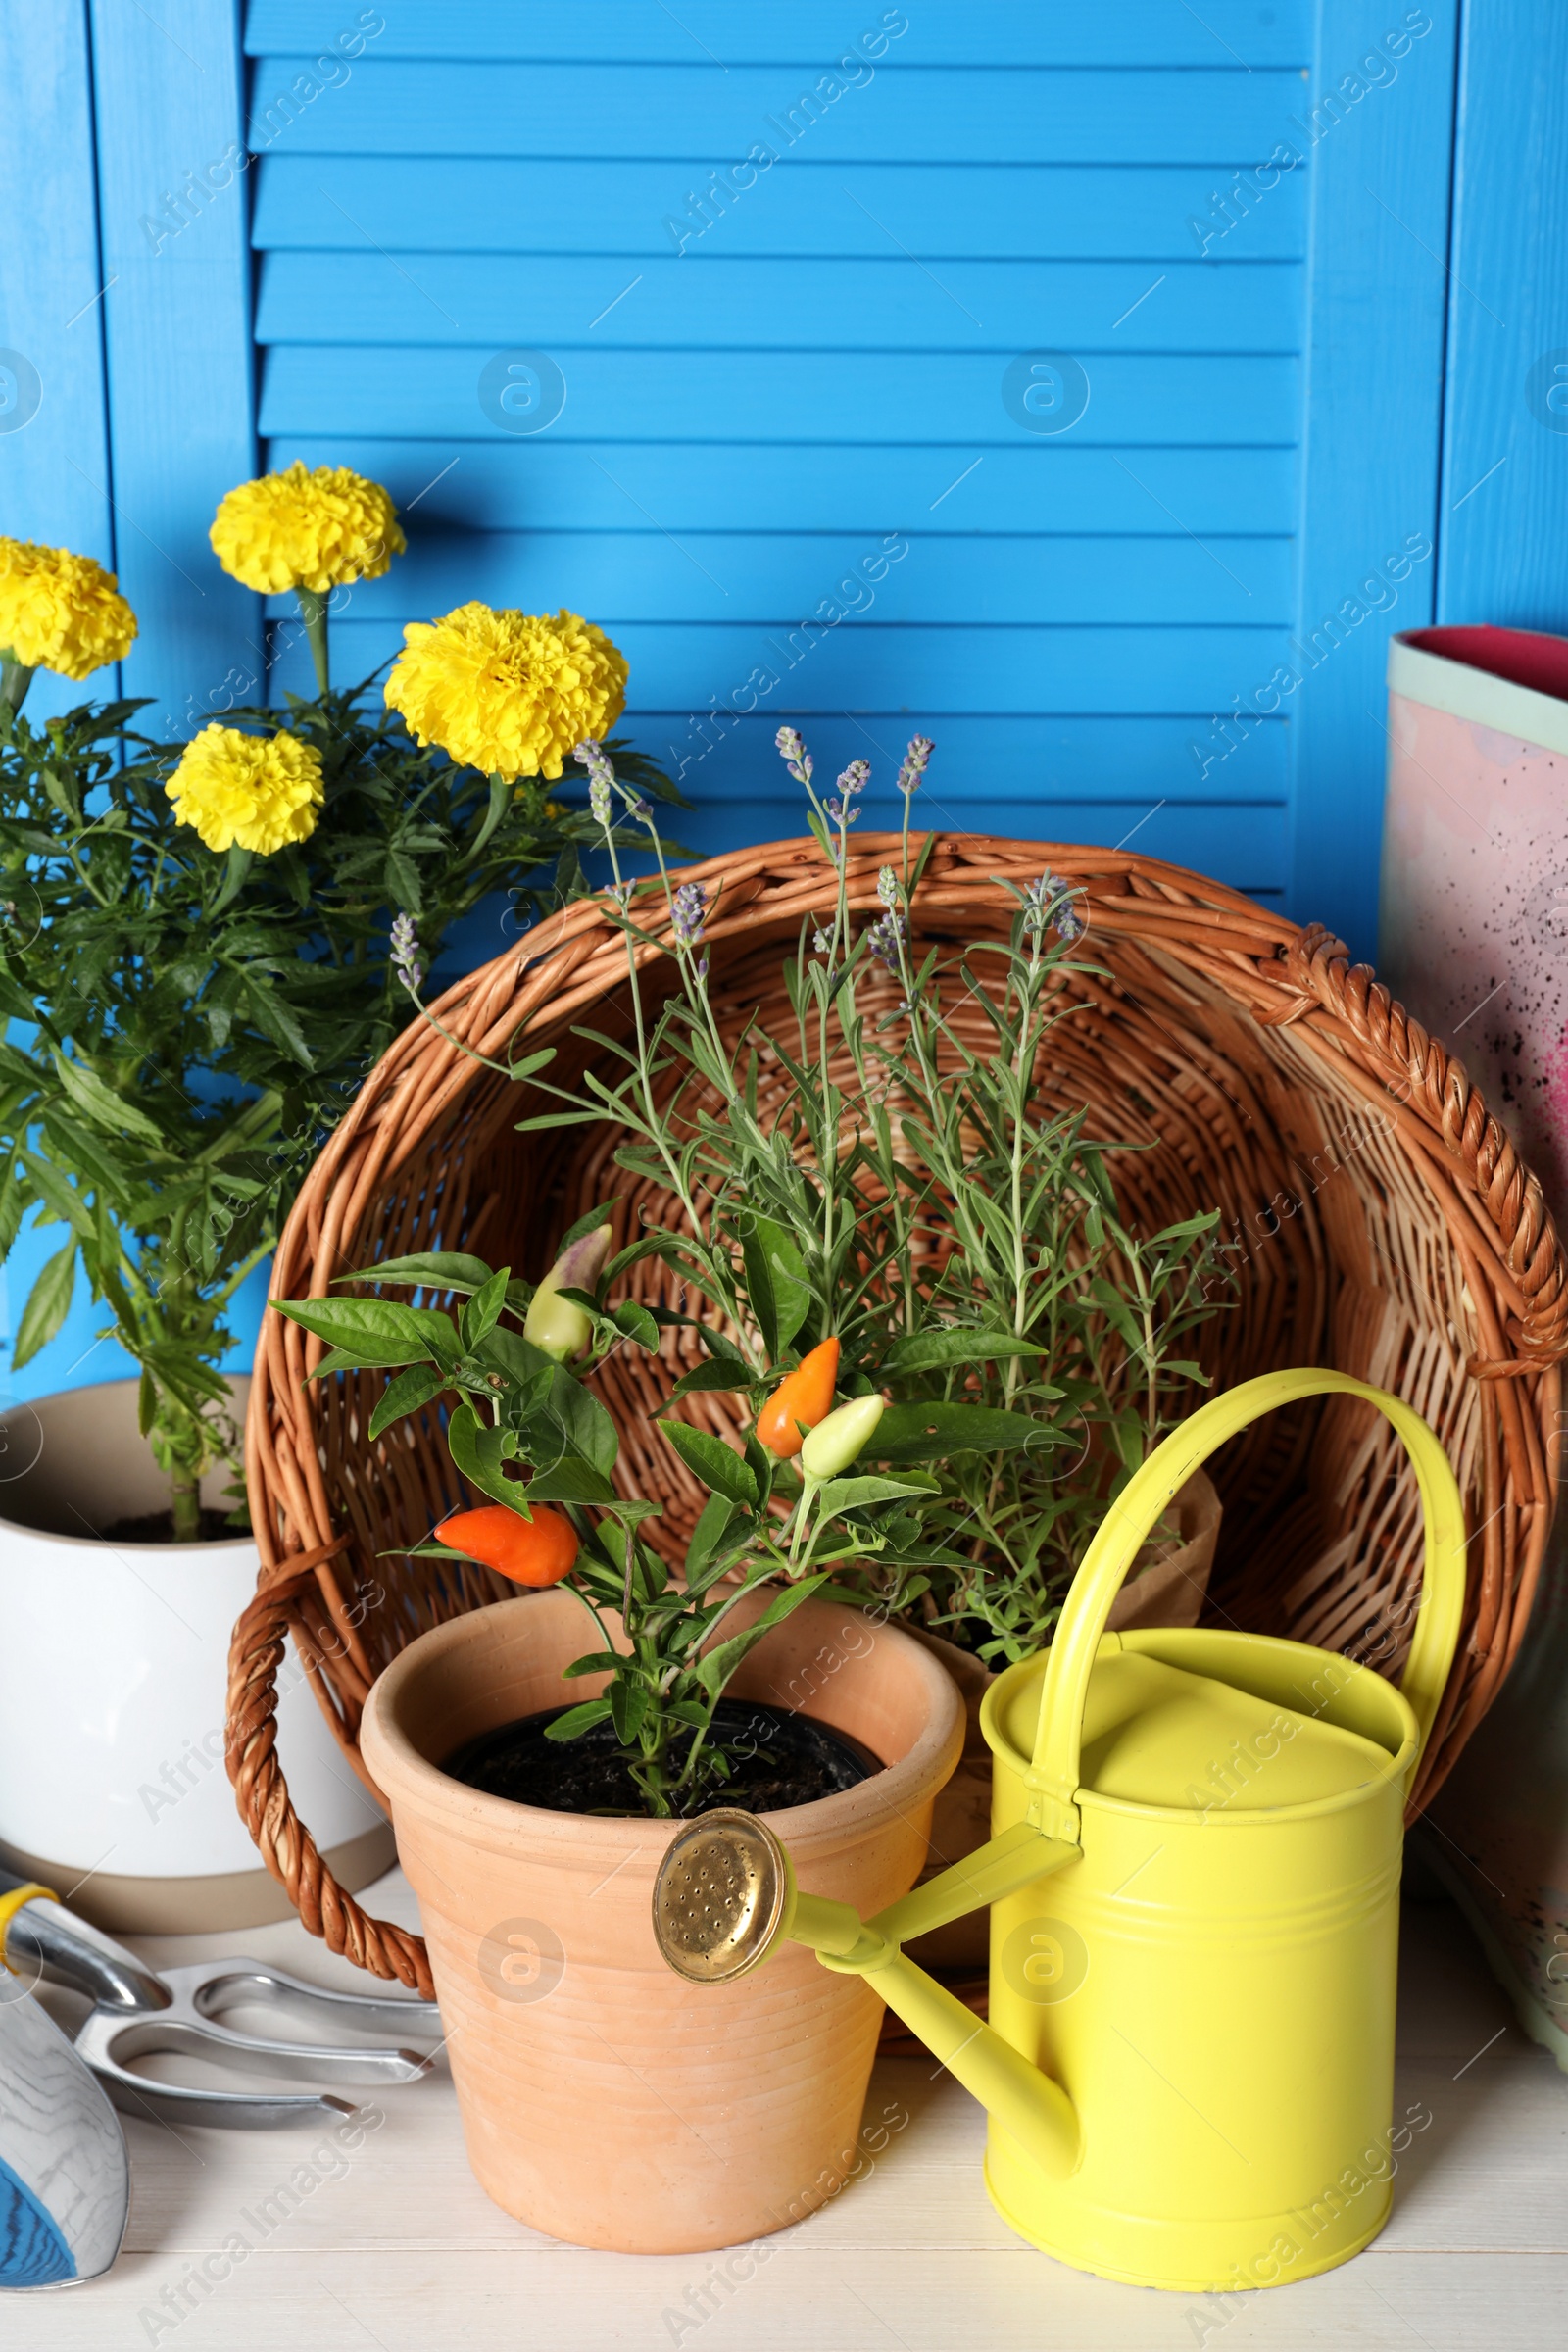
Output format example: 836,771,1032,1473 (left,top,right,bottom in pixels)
652,1809,1085,2181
